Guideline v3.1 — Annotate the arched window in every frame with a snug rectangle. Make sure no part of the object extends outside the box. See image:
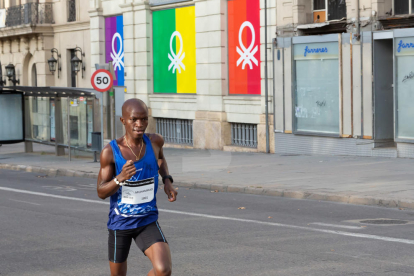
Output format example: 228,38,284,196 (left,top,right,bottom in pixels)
31,63,37,87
